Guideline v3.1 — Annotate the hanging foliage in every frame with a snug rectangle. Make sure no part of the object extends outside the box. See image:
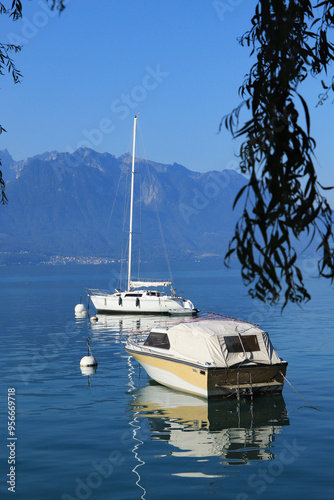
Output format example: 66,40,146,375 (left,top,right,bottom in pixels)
0,1,65,204
223,0,334,309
